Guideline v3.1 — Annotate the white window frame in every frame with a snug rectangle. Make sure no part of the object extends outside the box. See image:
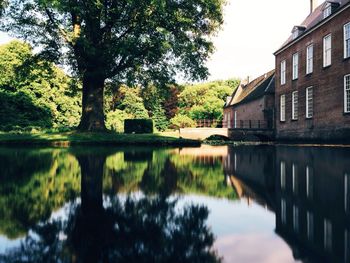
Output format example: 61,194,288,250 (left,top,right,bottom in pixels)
292,53,299,80
323,34,332,67
323,4,332,19
292,91,298,120
306,87,314,119
344,22,350,59
234,111,237,128
292,30,298,40
306,44,314,74
280,94,286,122
345,75,350,113
281,60,286,85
